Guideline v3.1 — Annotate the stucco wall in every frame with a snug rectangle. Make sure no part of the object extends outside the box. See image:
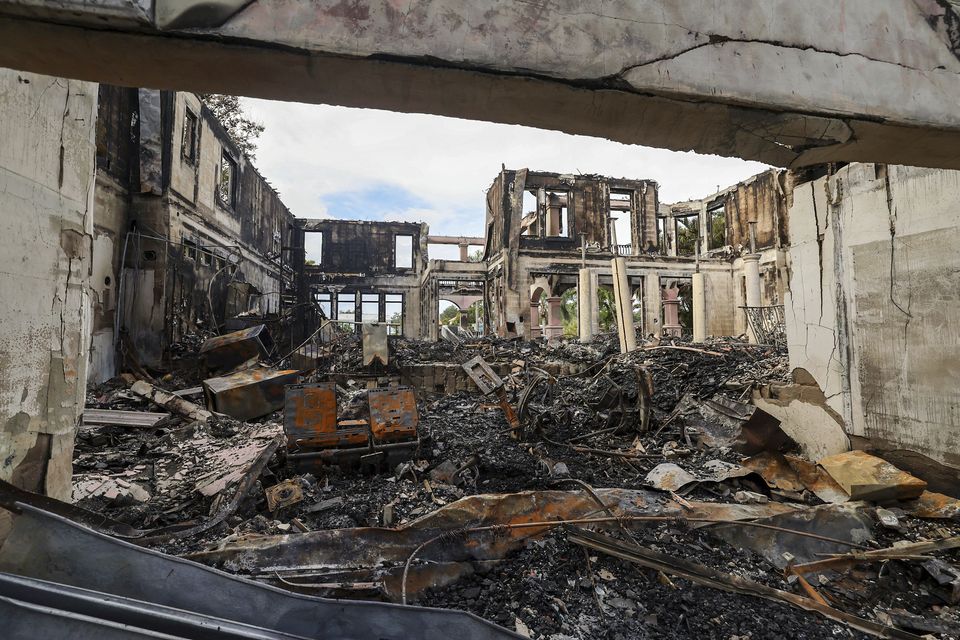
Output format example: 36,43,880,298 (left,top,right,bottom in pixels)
785,163,960,467
0,68,98,538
